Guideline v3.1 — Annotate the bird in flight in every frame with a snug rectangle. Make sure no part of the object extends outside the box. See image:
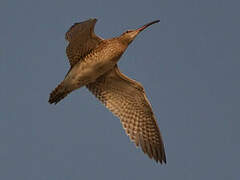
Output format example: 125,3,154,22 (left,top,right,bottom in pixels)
49,18,166,163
